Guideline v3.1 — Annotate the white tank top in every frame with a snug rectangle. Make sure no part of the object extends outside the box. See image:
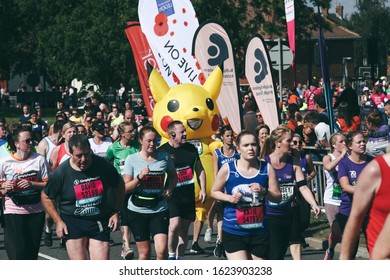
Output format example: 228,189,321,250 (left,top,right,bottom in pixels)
44,136,57,163
323,154,342,206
